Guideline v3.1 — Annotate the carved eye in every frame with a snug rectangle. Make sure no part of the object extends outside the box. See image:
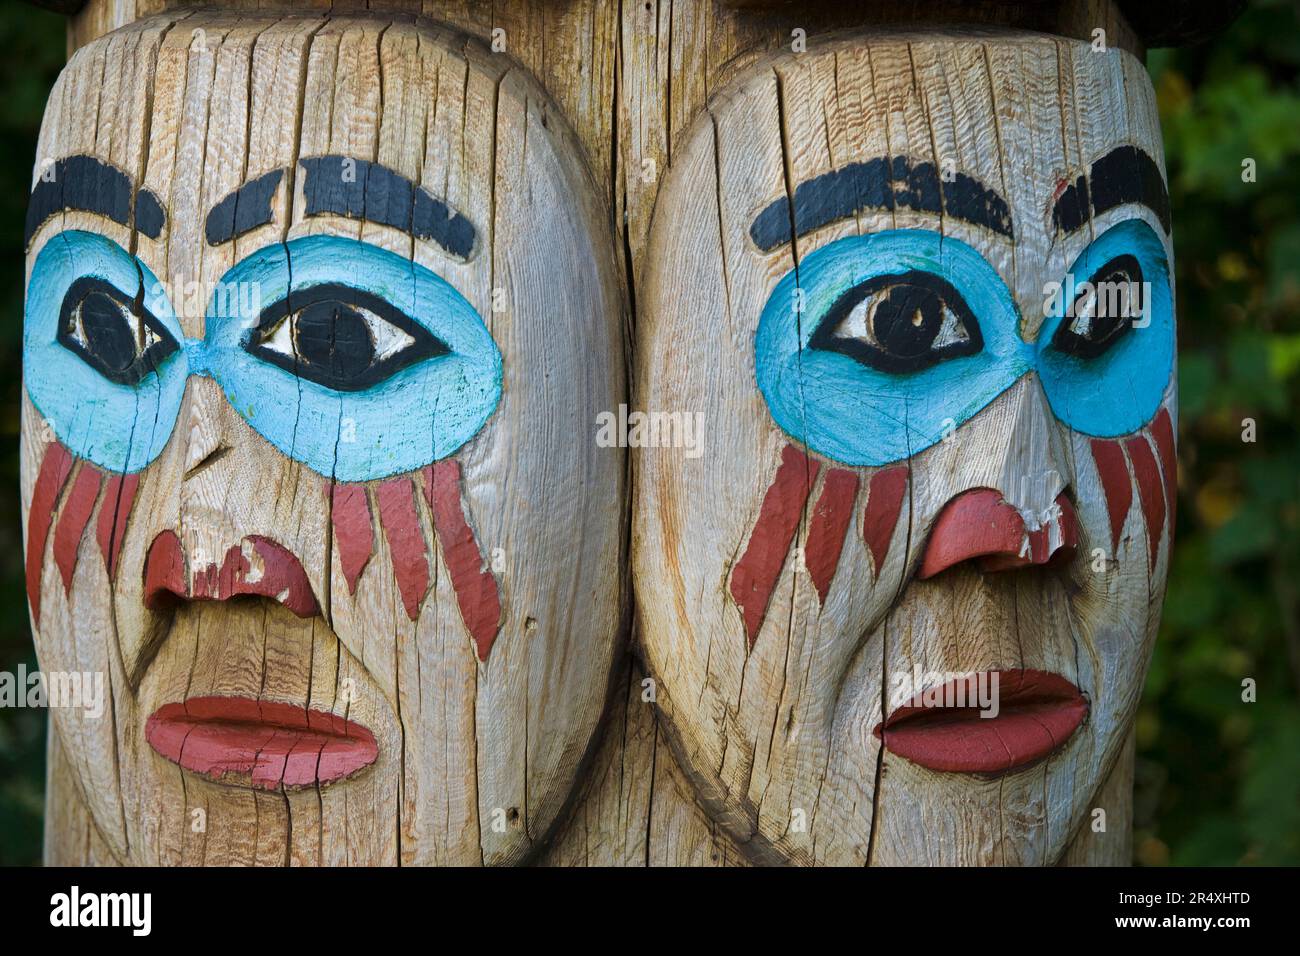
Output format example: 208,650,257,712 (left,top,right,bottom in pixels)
56,276,179,386
808,270,983,373
1052,254,1145,359
245,283,449,391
